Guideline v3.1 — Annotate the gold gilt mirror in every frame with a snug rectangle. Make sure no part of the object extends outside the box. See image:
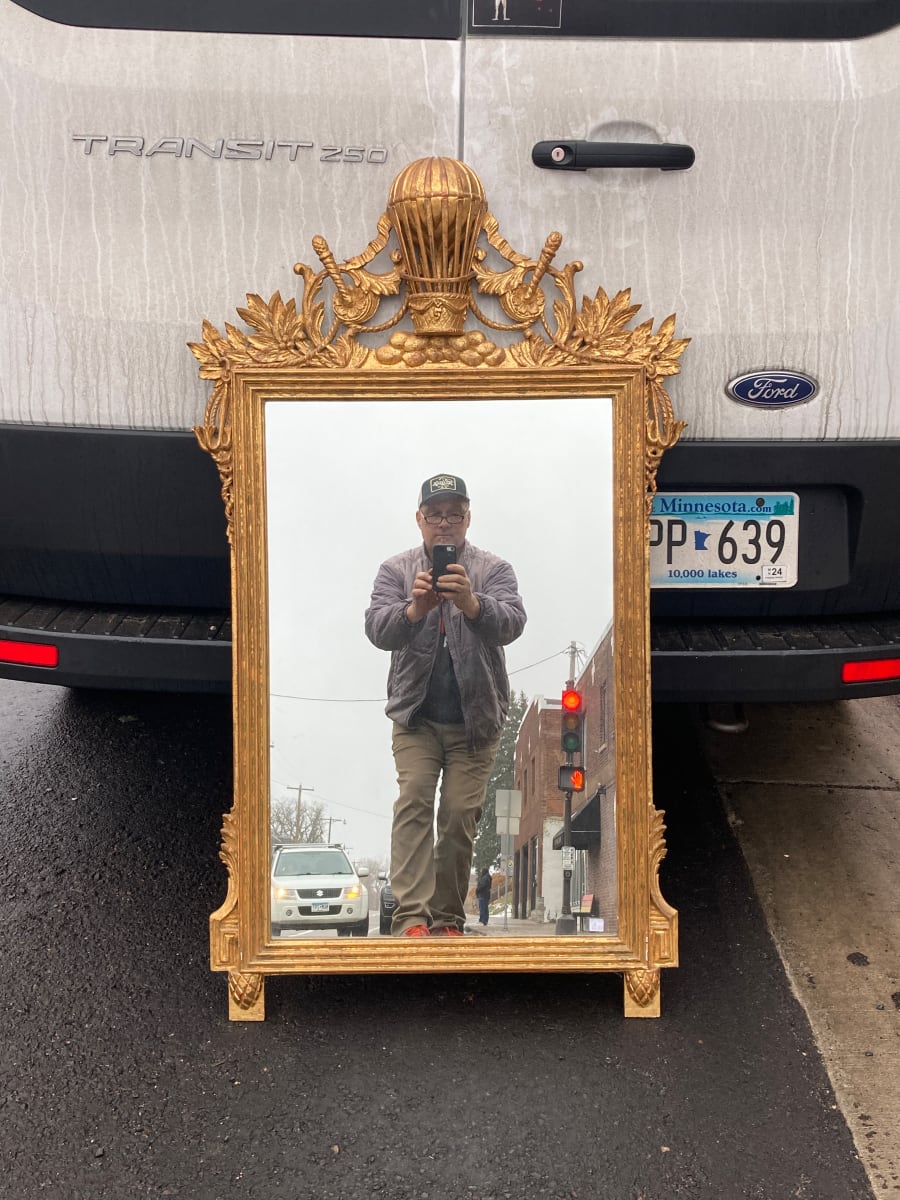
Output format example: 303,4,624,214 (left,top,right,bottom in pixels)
190,156,687,1020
